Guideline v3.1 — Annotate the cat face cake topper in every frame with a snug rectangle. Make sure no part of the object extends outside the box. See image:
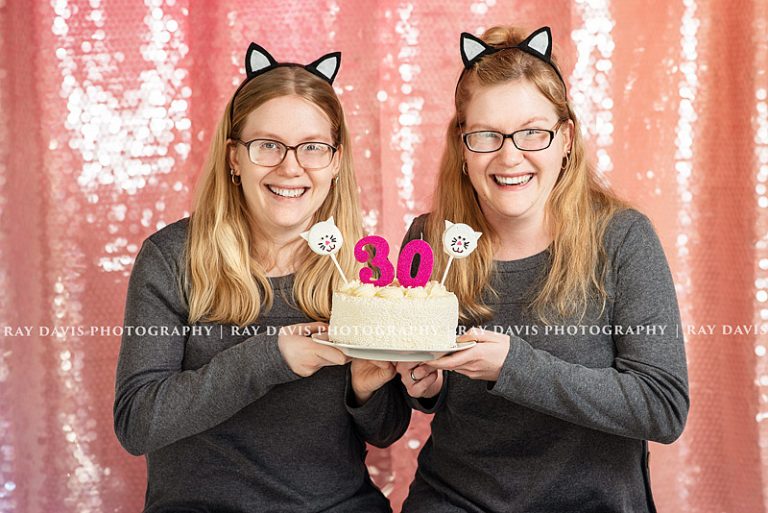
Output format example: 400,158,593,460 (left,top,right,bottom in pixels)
442,220,482,259
229,43,342,123
459,26,565,90
301,217,349,284
301,217,344,256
